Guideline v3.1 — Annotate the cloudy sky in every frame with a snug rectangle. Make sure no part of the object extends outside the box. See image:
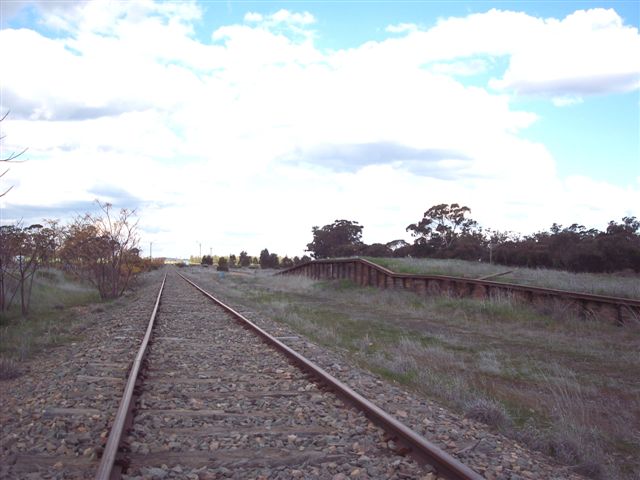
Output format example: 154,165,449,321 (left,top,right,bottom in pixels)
1,1,639,259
